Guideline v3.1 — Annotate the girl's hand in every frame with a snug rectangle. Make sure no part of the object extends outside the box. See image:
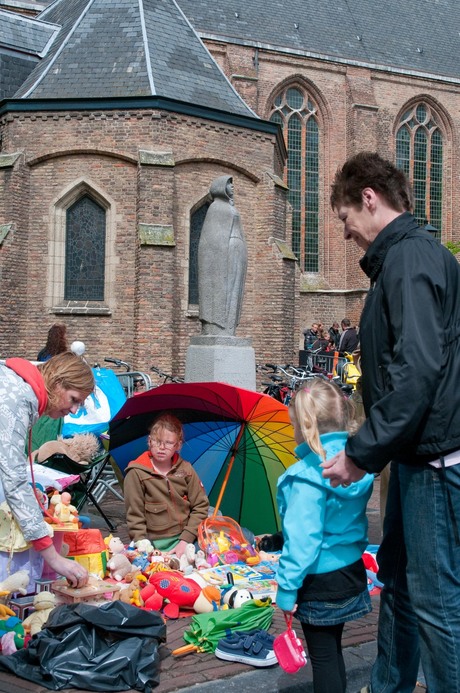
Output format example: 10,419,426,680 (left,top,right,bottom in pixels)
282,605,297,616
